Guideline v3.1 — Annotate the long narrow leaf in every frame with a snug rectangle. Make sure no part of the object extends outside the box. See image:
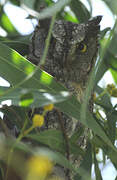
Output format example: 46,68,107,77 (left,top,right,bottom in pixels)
0,42,116,152
94,151,103,180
